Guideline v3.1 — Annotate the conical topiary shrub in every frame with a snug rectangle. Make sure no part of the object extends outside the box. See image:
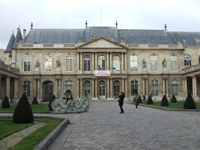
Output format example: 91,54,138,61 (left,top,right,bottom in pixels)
171,95,177,103
1,96,10,108
184,93,196,109
147,96,153,104
12,93,33,123
138,95,142,103
70,95,73,100
32,97,38,104
161,95,169,106
48,95,56,111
